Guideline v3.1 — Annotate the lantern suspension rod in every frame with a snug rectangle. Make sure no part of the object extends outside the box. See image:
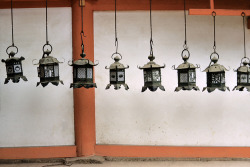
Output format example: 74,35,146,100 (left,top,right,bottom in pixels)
242,12,246,58
11,0,14,46
183,0,187,48
212,11,216,52
45,0,49,44
114,0,119,54
80,1,86,54
149,0,153,56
